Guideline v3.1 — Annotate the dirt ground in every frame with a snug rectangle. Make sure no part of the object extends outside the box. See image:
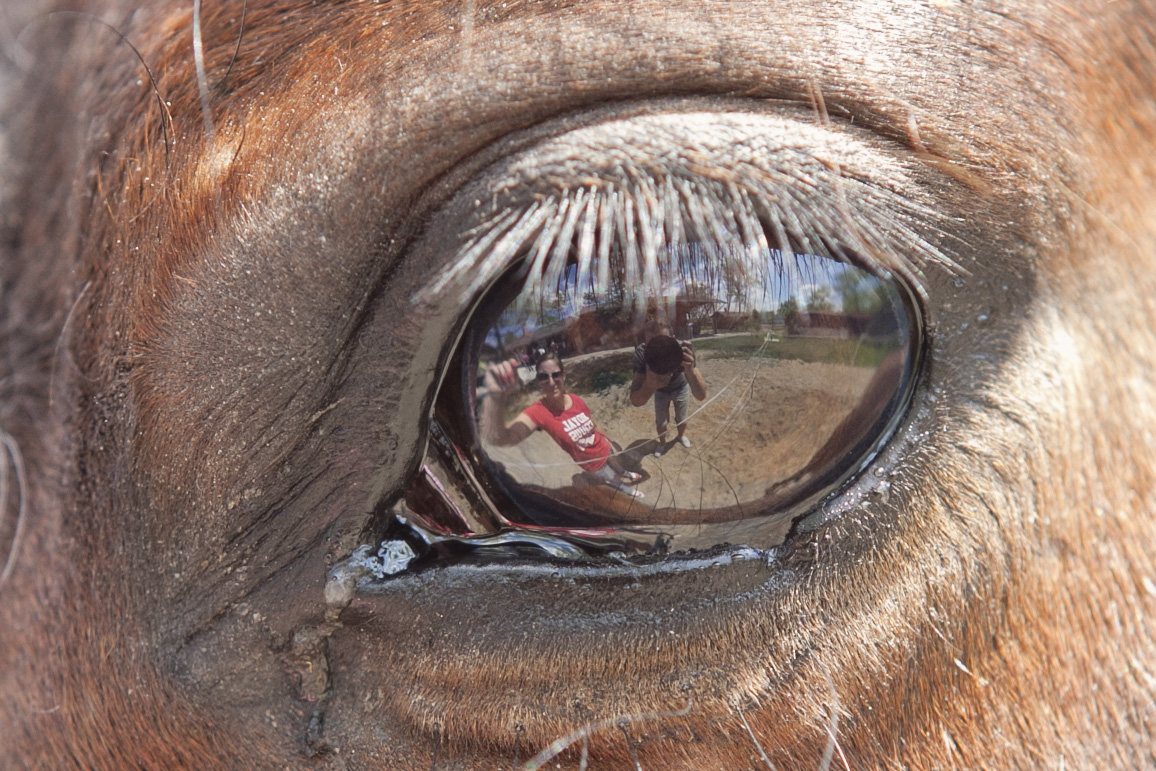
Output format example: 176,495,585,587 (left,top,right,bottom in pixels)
483,347,876,524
